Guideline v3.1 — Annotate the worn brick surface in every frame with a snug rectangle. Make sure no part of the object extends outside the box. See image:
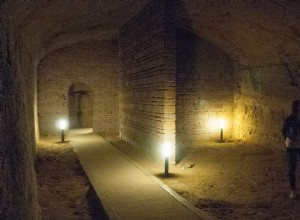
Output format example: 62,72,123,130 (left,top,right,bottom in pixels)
37,40,119,136
119,0,176,161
